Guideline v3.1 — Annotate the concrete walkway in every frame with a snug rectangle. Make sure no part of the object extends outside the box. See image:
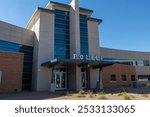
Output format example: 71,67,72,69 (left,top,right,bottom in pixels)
0,88,150,100
0,91,68,100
